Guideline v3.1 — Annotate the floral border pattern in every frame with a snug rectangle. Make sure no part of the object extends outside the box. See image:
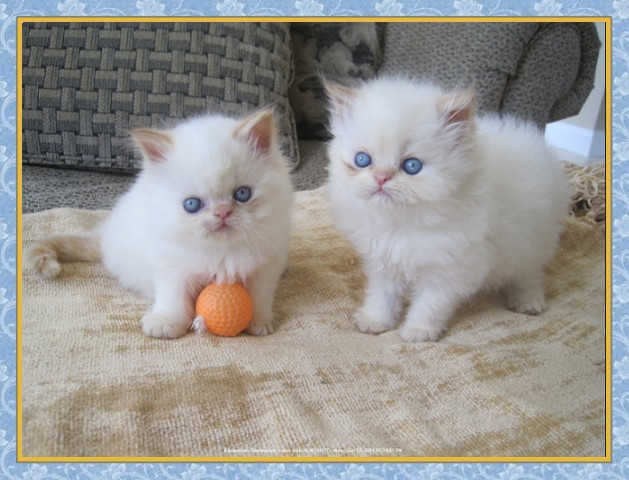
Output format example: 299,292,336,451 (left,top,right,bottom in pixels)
1,0,619,478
